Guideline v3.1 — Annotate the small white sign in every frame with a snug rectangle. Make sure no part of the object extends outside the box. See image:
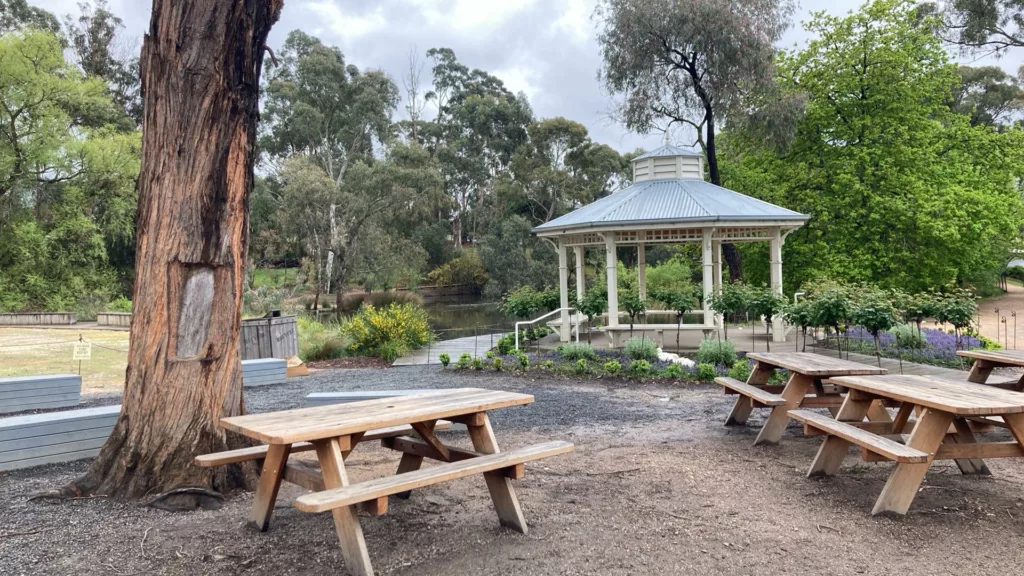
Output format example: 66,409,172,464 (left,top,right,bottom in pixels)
72,342,92,361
